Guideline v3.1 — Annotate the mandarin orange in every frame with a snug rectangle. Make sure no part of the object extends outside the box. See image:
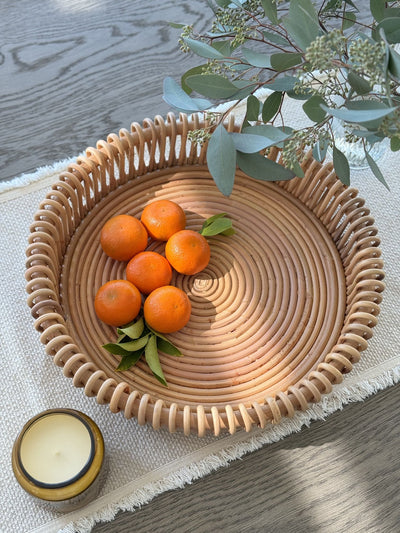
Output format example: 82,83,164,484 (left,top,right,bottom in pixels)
165,229,210,275
126,251,172,295
141,199,186,241
100,214,148,261
143,285,191,333
94,279,141,327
